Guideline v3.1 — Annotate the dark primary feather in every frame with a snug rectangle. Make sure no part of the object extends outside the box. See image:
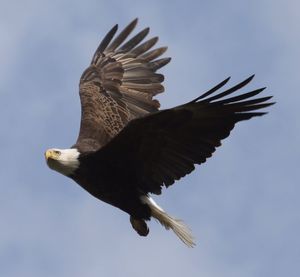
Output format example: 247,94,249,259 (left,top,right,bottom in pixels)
74,18,170,152
93,76,274,195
